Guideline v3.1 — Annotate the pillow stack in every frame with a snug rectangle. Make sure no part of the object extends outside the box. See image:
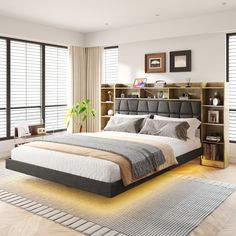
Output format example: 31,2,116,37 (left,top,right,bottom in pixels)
103,113,201,141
